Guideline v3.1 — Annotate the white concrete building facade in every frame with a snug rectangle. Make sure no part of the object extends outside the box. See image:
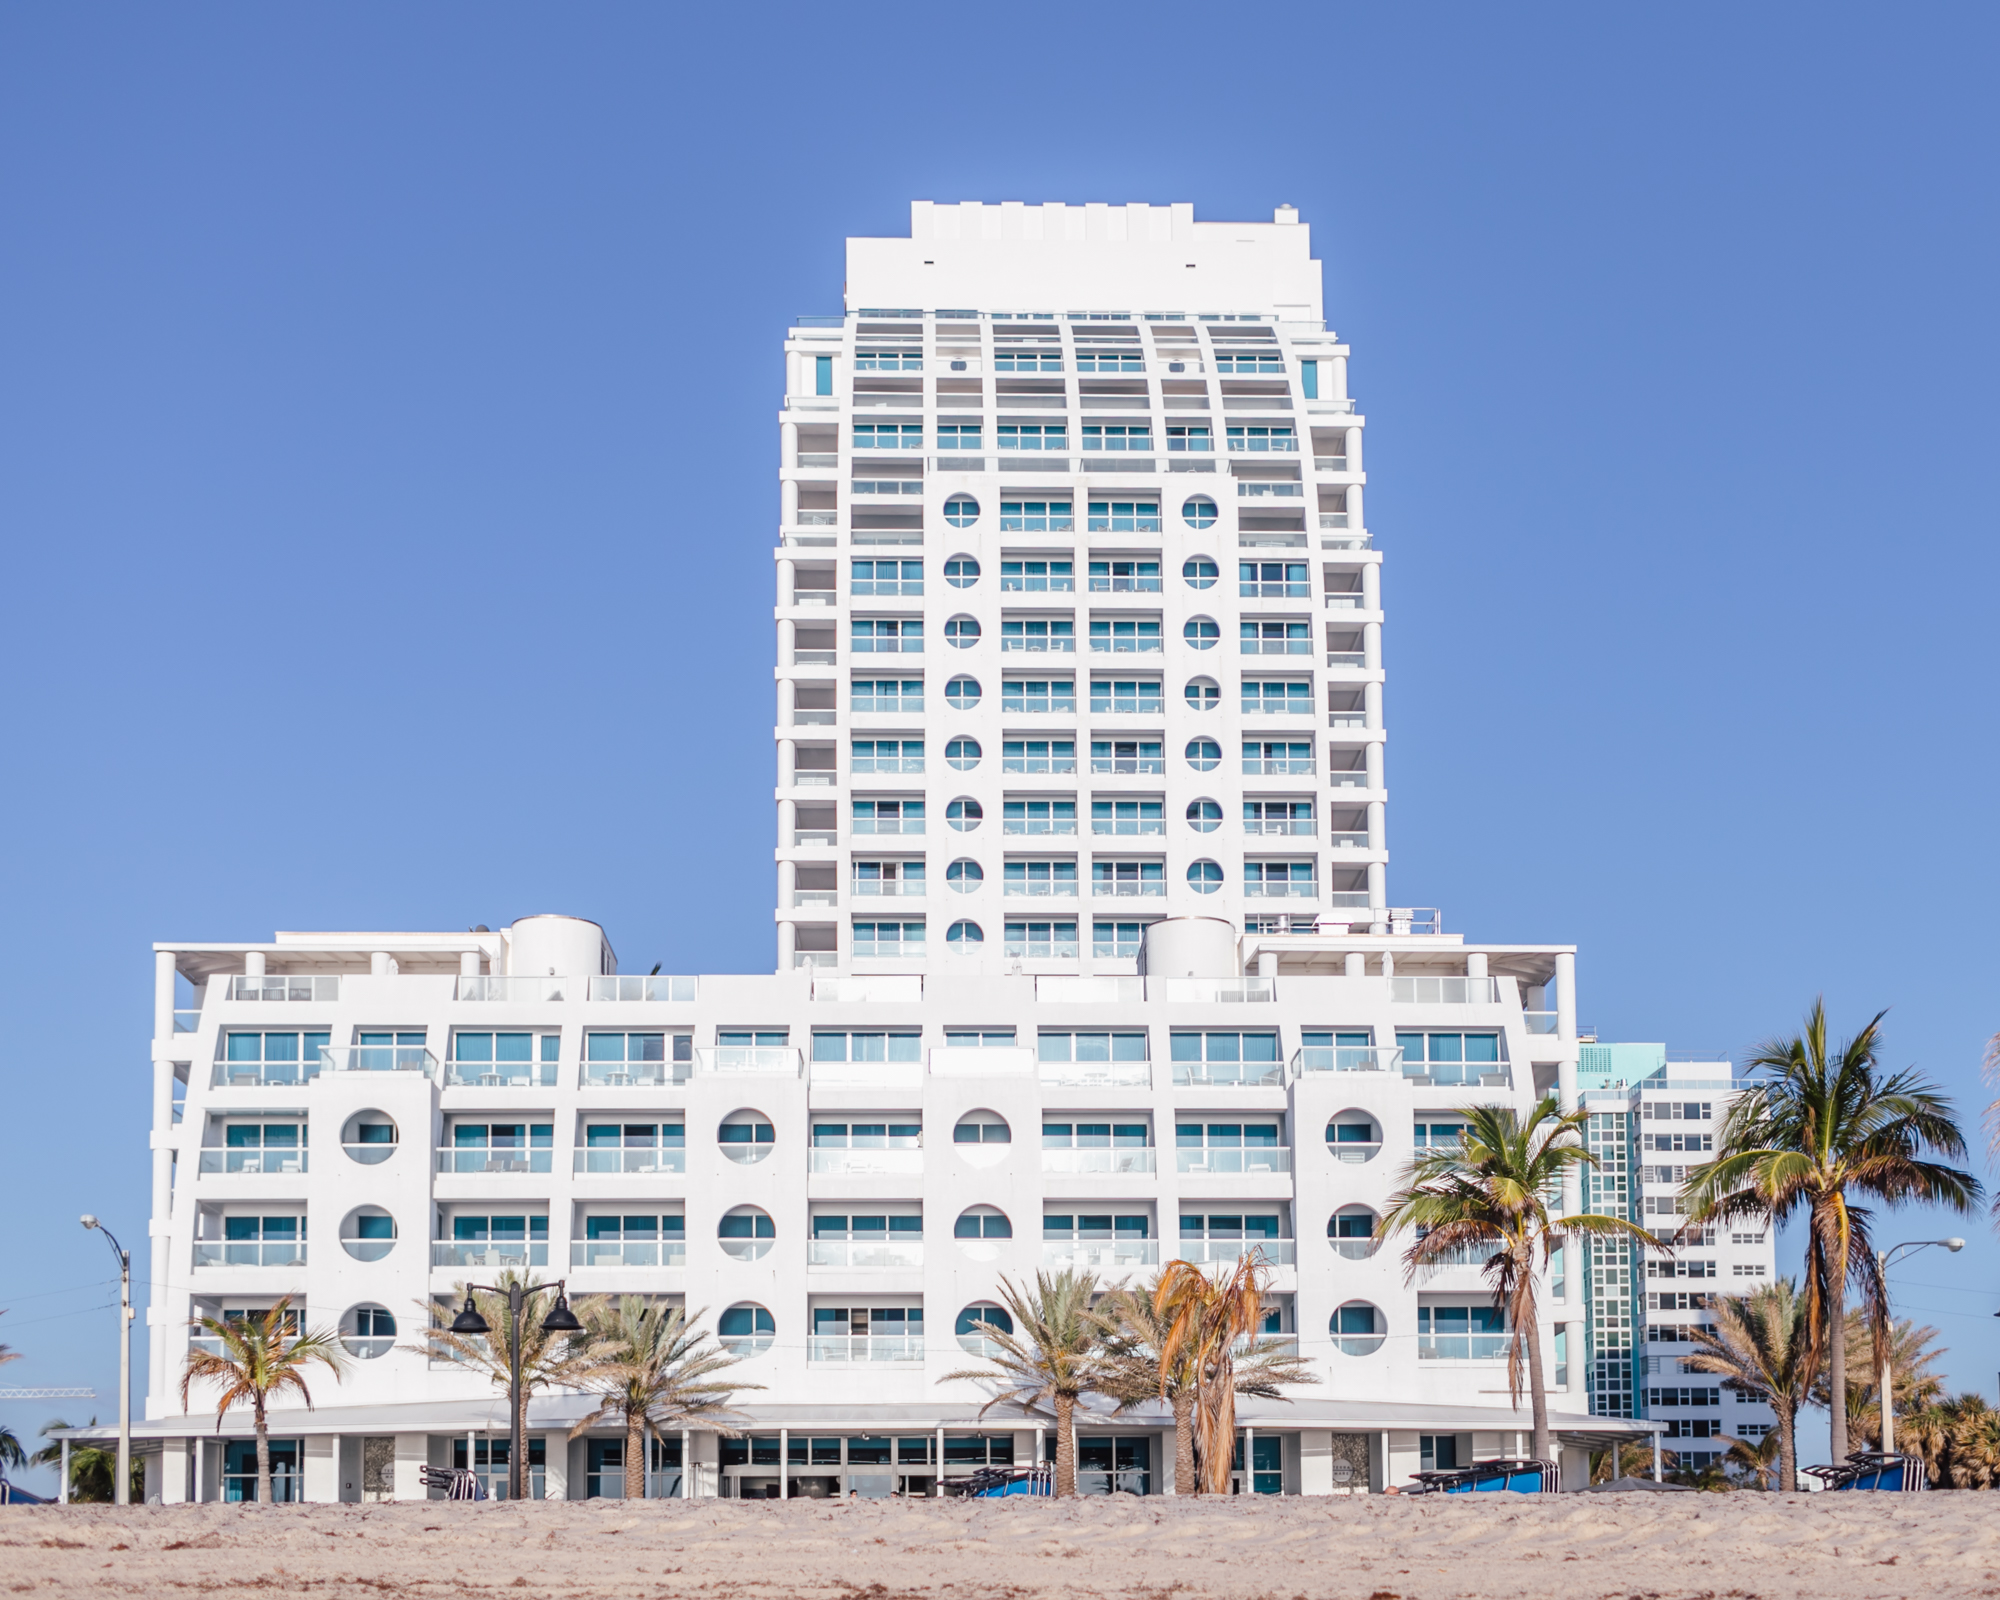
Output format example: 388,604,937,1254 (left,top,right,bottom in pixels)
116,204,1670,1502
